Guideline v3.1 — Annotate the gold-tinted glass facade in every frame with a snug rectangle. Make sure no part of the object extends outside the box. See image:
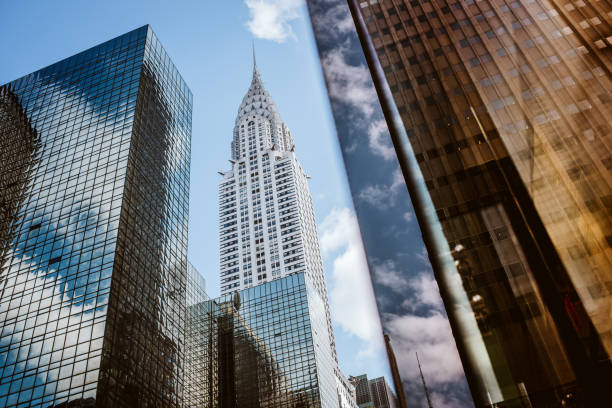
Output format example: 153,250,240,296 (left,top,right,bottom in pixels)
0,25,191,407
355,0,612,406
